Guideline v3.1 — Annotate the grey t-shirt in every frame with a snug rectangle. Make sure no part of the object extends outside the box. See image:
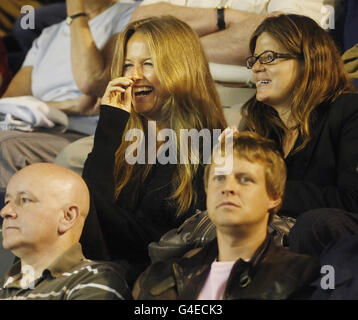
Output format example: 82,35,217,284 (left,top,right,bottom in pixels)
23,1,138,102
